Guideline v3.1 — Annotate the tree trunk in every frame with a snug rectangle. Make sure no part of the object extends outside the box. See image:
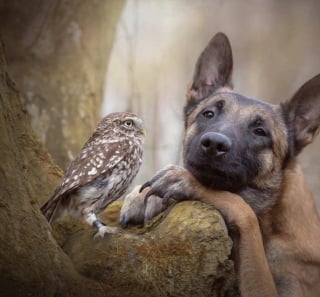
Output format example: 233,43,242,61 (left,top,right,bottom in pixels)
0,39,111,297
0,0,125,169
